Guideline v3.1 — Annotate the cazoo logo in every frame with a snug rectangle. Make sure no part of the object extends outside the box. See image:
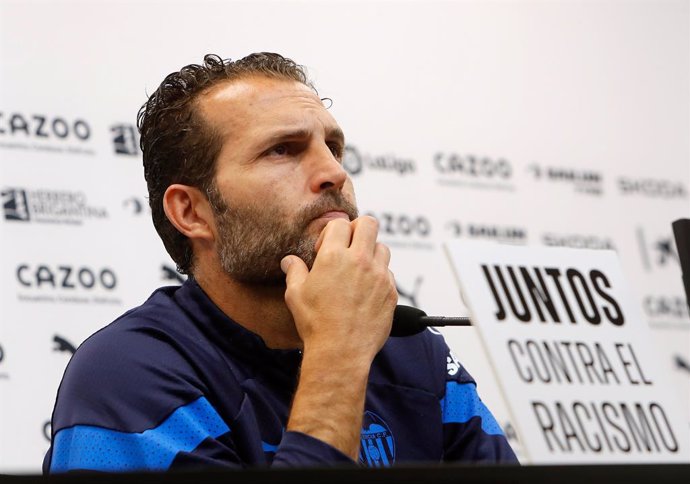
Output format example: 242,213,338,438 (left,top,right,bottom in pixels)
365,212,433,250
0,112,91,140
15,264,122,305
16,264,117,290
434,152,515,190
434,152,512,179
0,111,94,155
365,212,431,238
